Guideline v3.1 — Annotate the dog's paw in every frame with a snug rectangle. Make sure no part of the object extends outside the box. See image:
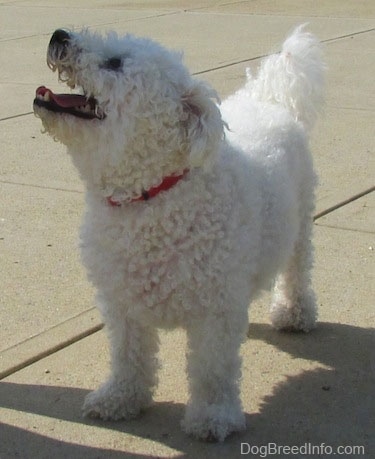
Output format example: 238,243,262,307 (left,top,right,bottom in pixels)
82,380,151,421
270,294,317,332
181,403,246,442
